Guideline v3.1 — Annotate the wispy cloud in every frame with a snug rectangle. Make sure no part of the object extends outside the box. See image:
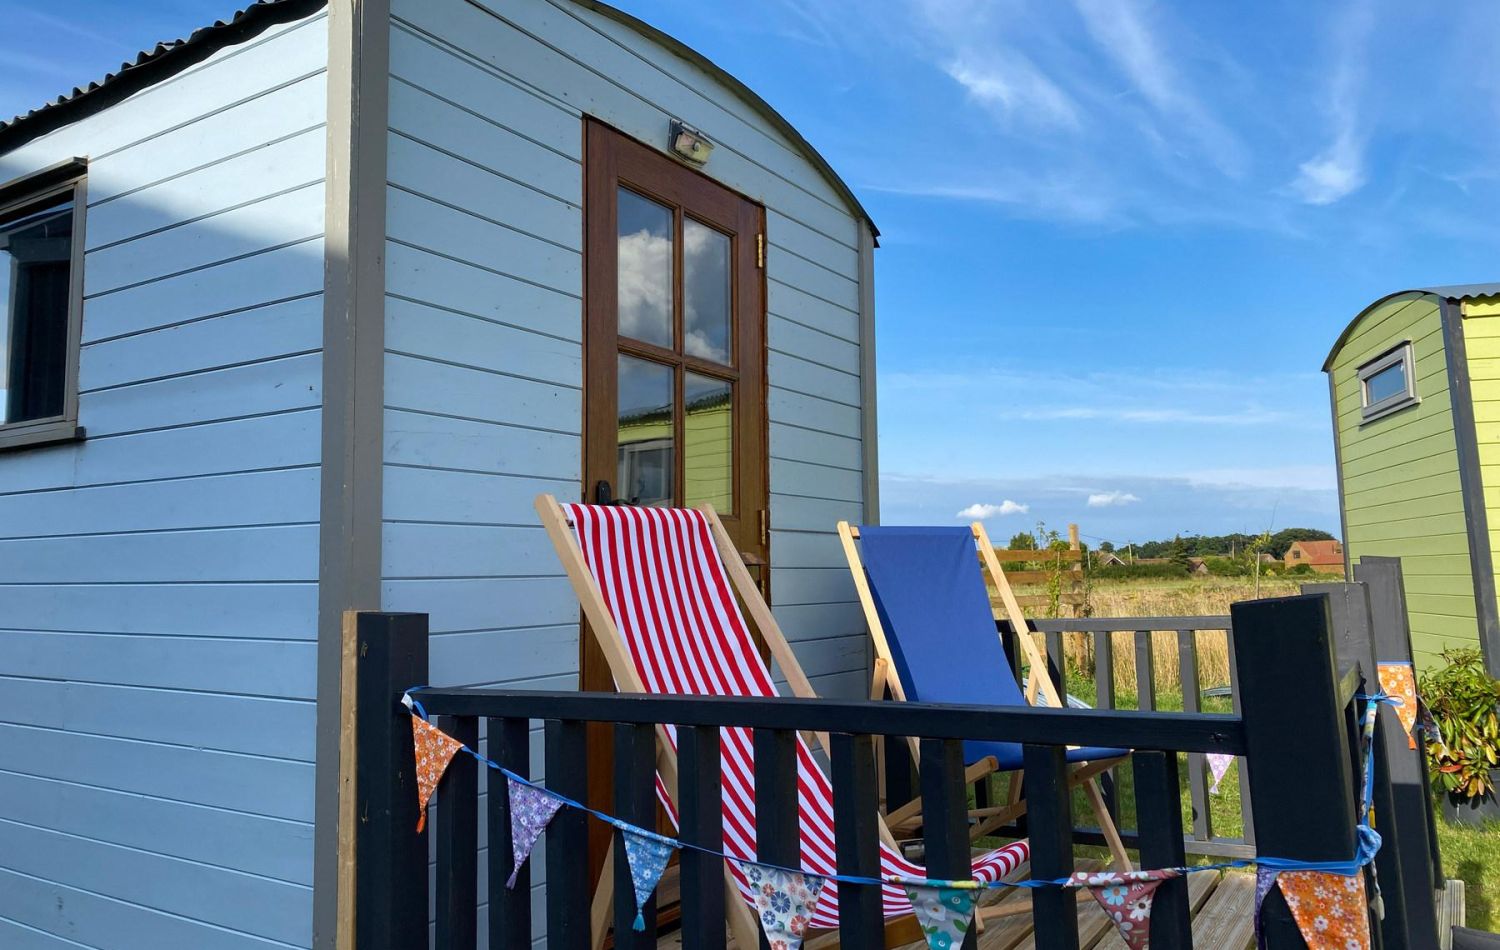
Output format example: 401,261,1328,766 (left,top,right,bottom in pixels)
1016,405,1296,426
945,57,1082,131
1087,491,1141,508
958,500,1029,519
1290,1,1375,205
